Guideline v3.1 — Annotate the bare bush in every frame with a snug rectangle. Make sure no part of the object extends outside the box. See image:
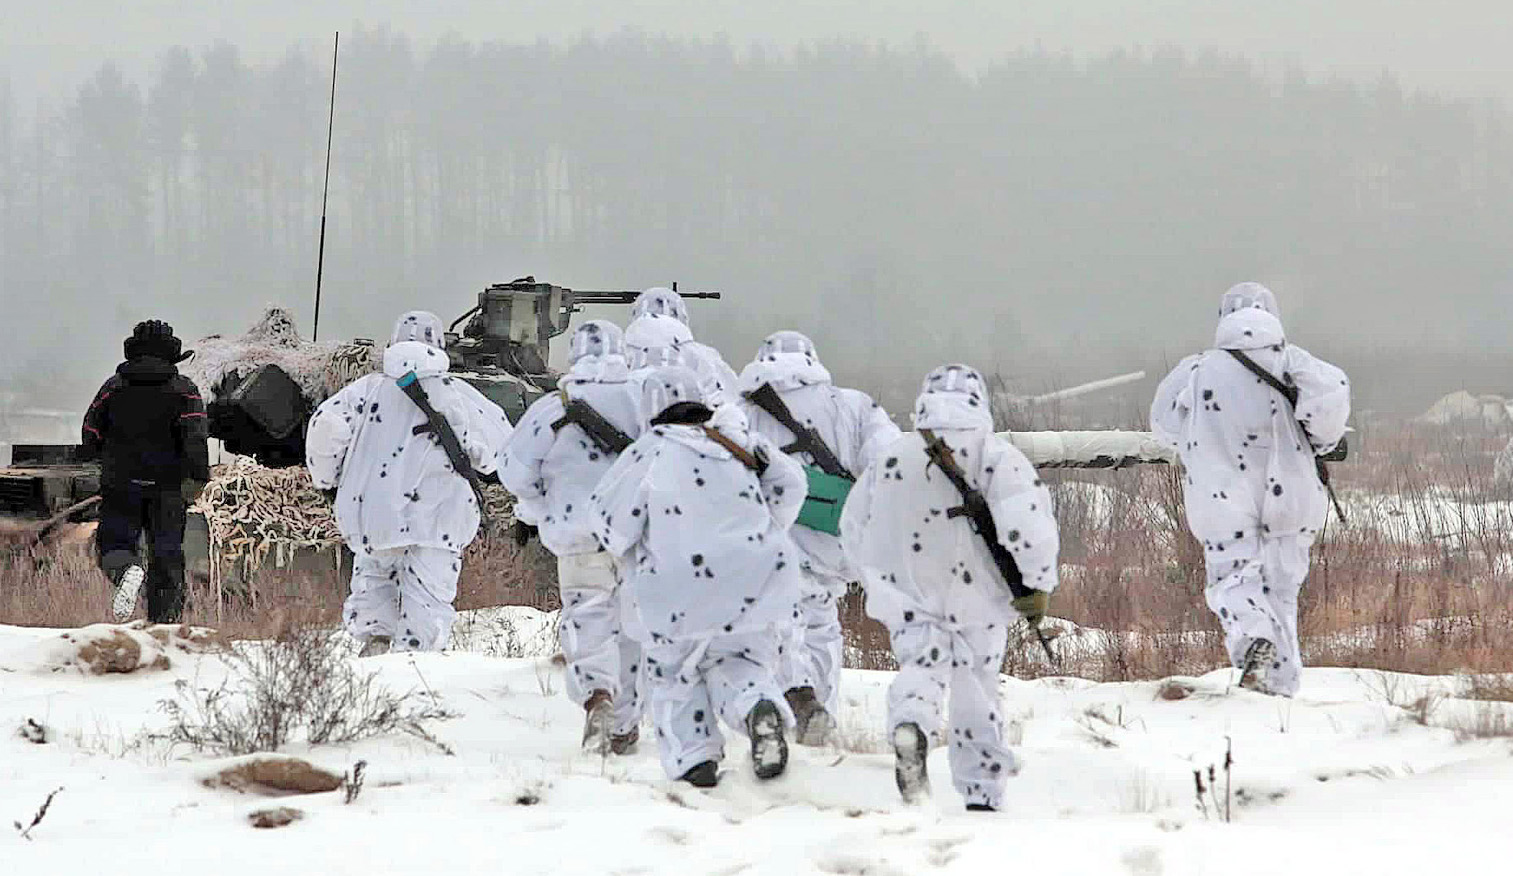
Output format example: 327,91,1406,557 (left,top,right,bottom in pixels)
159,626,449,755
